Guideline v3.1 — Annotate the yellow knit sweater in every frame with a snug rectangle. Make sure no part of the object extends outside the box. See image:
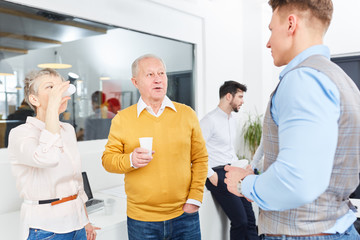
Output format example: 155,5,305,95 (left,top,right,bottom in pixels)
102,102,208,221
